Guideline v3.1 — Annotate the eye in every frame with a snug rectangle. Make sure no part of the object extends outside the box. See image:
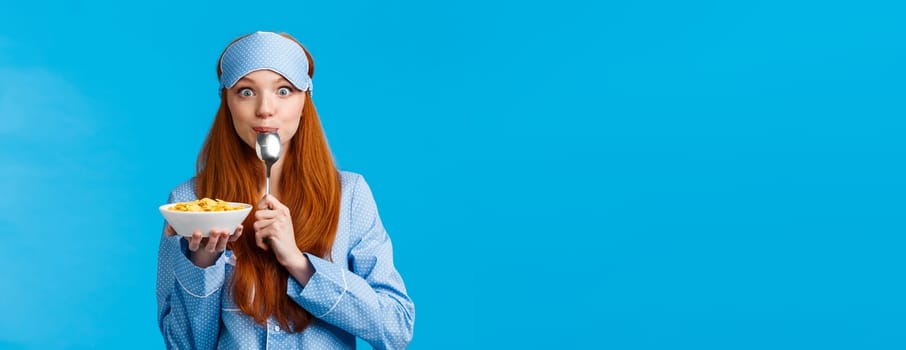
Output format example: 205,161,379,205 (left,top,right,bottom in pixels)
238,88,254,97
277,87,292,96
